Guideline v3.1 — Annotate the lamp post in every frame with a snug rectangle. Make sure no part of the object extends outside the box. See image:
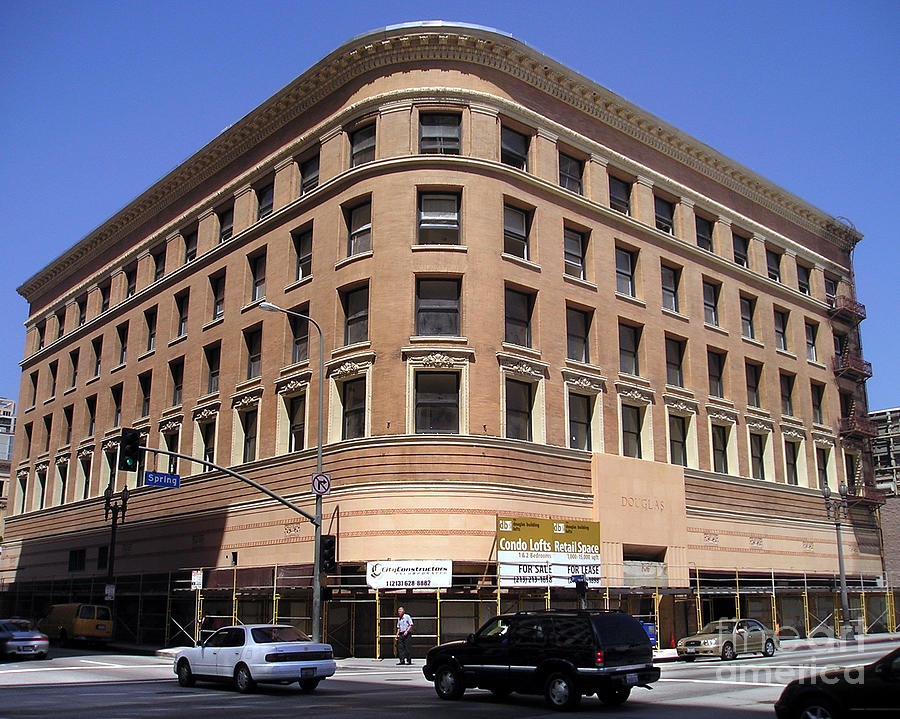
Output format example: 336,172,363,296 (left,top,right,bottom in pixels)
823,483,854,641
259,301,325,642
103,483,130,592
